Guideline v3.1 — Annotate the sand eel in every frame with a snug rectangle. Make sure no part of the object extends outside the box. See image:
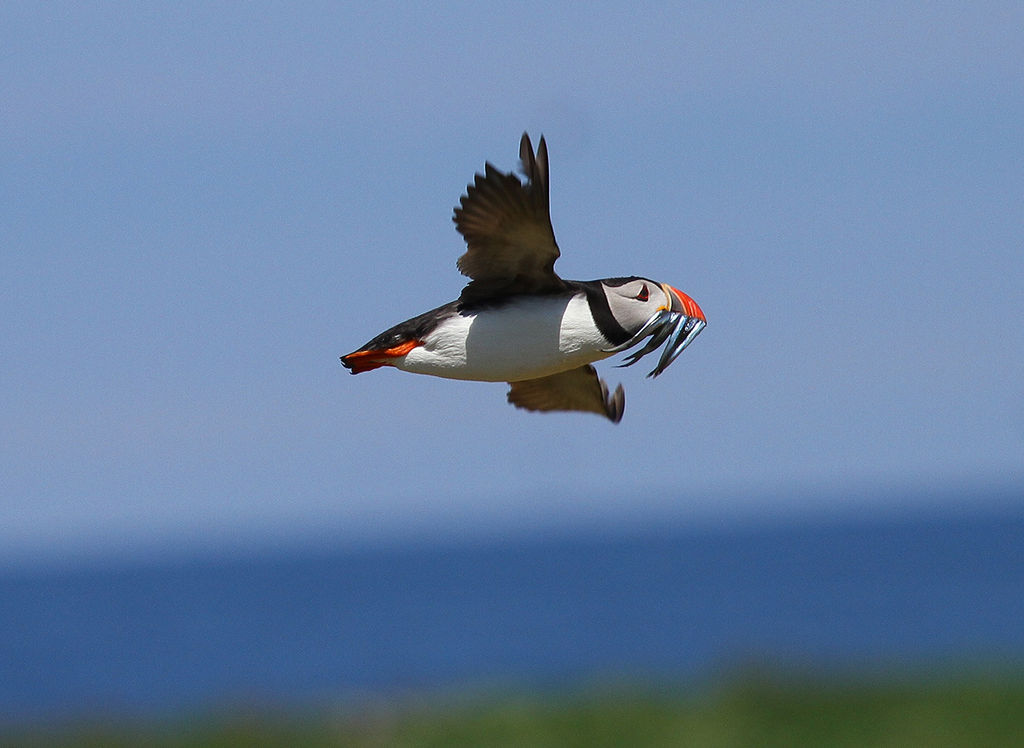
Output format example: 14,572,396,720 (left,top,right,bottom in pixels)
341,134,705,422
